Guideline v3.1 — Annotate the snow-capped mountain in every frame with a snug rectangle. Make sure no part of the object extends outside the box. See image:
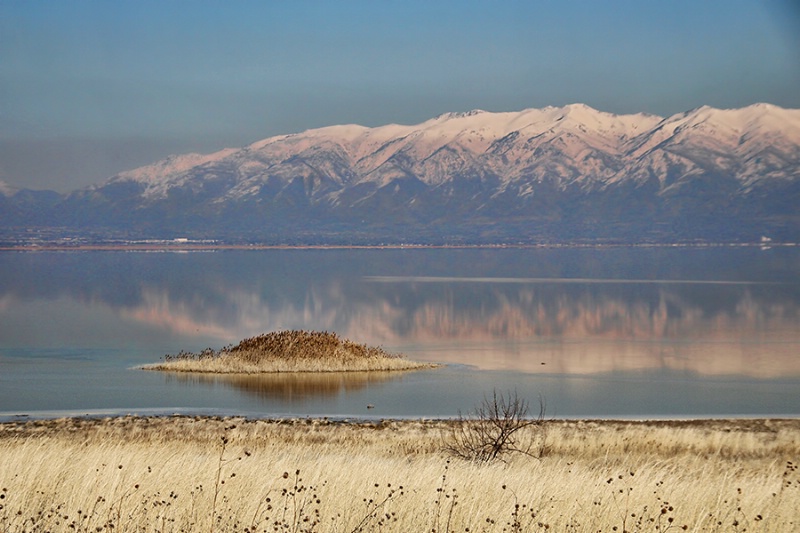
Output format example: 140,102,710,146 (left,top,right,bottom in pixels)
99,104,667,198
5,103,800,244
